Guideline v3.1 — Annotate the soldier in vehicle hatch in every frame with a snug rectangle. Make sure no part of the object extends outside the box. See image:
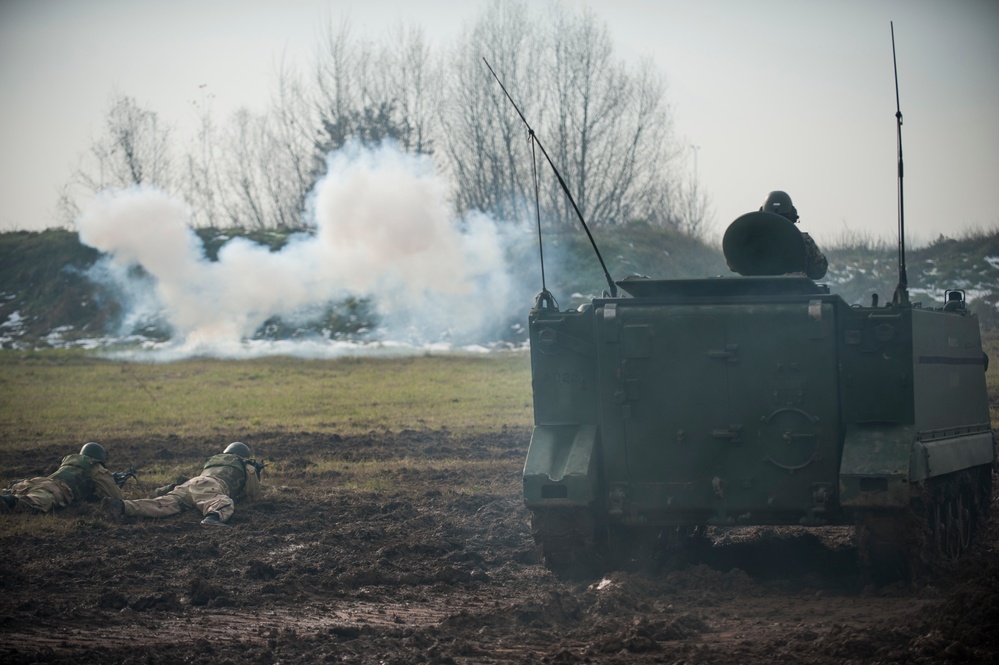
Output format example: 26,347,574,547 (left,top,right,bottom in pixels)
1,442,125,513
103,442,262,527
759,190,828,280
